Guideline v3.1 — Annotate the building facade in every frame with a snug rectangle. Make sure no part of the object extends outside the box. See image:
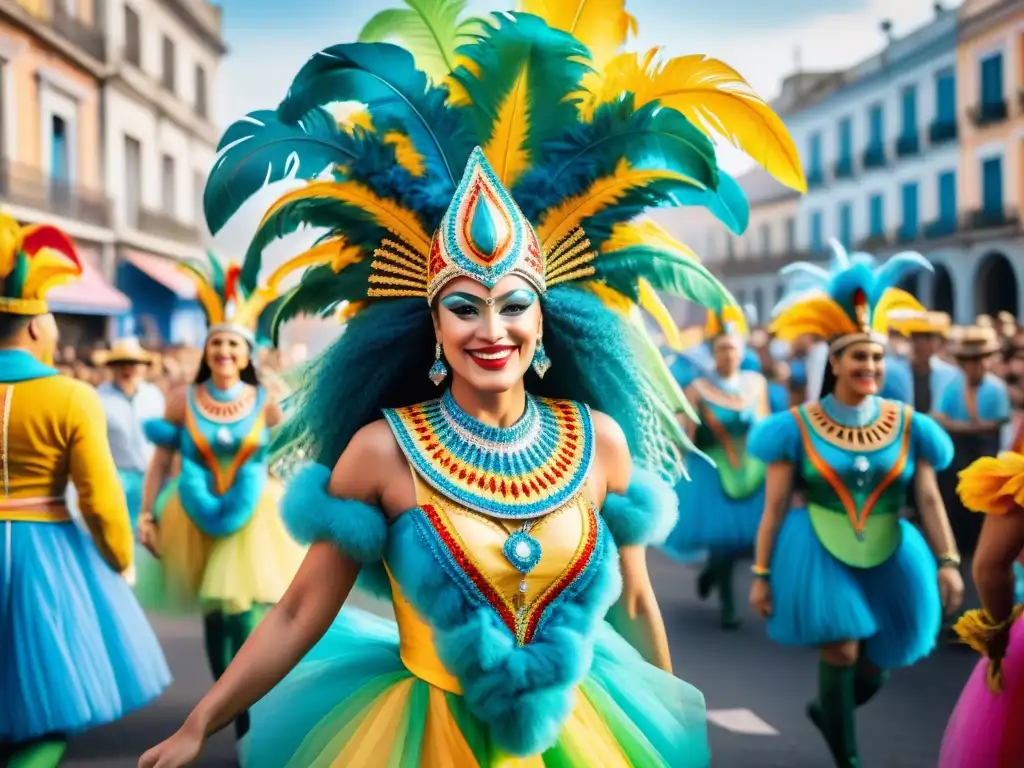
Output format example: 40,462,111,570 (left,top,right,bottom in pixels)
0,0,130,345
100,0,226,345
948,0,1024,321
